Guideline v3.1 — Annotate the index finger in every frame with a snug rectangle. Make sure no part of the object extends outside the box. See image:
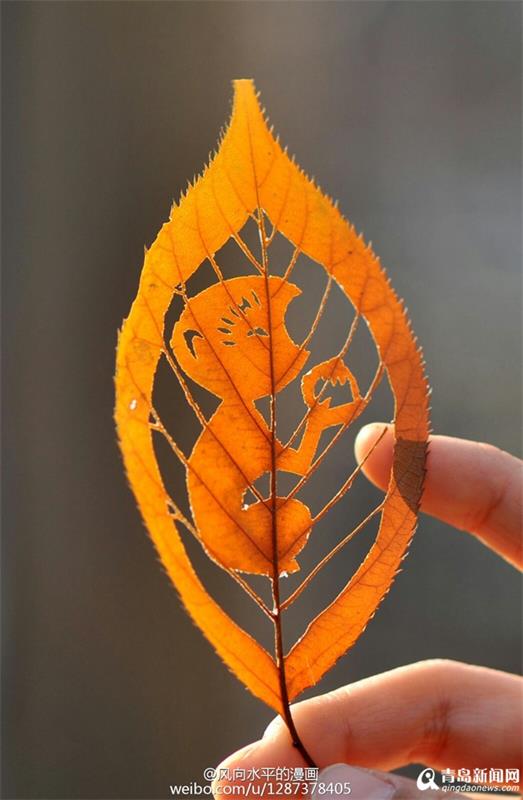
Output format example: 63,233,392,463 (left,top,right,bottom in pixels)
213,661,522,787
355,424,522,569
